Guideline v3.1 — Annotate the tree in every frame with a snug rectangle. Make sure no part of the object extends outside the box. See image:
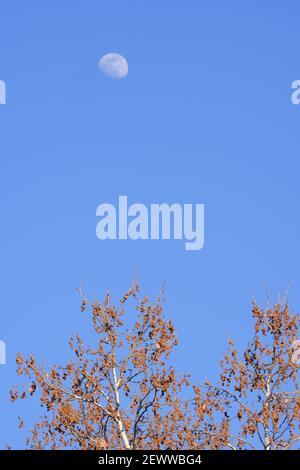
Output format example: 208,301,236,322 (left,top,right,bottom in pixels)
11,281,192,450
11,282,300,450
191,301,300,450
